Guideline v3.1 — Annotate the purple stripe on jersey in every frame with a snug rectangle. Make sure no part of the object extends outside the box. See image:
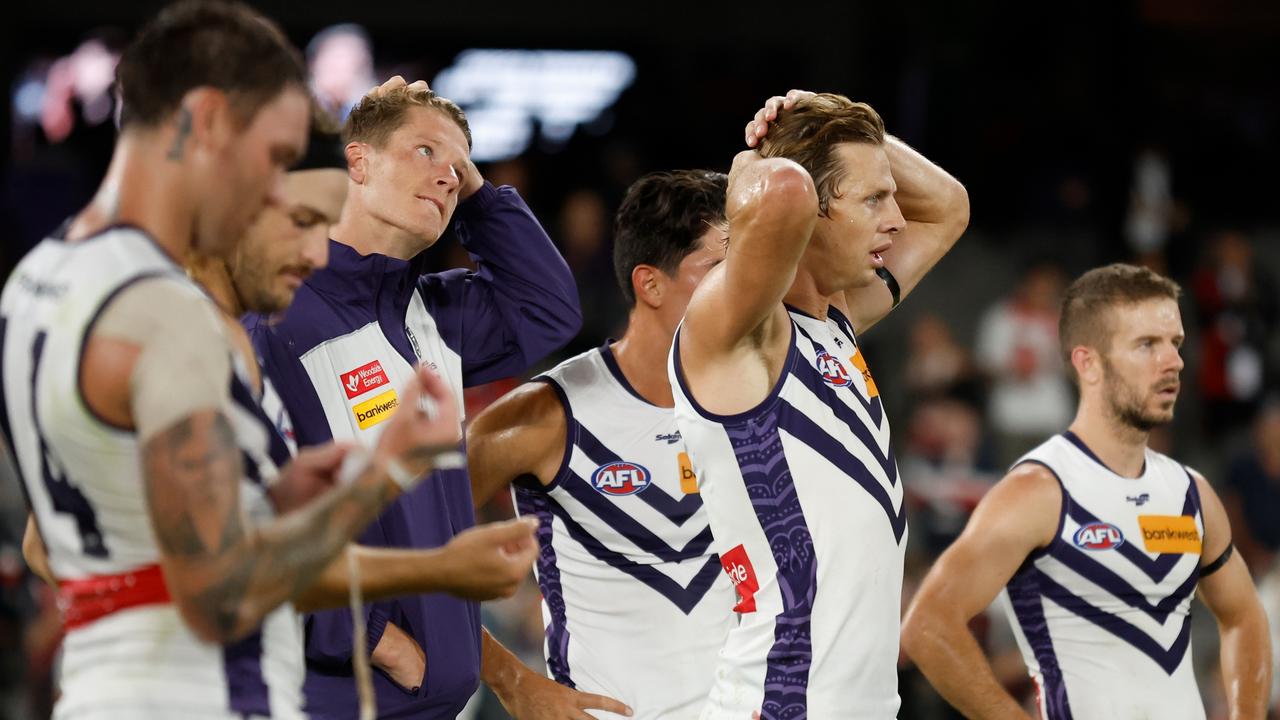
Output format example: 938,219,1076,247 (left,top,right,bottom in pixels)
728,411,815,720
598,342,657,407
223,630,271,716
555,468,713,562
537,493,724,613
1046,542,1199,622
573,421,703,525
1013,461,1067,563
531,377,577,493
514,486,575,687
228,374,293,468
1033,567,1193,675
775,404,907,543
1007,567,1073,719
785,335,899,488
824,305,859,344
791,321,883,429
1064,485,1198,583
